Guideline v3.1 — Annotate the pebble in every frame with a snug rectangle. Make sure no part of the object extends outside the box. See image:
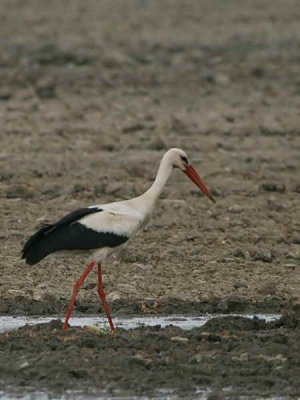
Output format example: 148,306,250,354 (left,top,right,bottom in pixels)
228,205,244,214
7,289,26,296
233,282,248,290
18,361,30,370
258,283,276,296
233,248,248,259
147,137,166,150
131,352,152,366
260,117,284,136
259,182,286,193
6,185,34,199
170,336,189,343
83,283,97,290
104,181,122,194
217,296,245,312
215,73,230,85
292,183,300,193
232,352,249,362
41,186,62,199
94,182,107,196
132,263,149,270
107,292,121,302
192,353,203,363
72,183,88,194
256,354,287,363
125,163,149,178
291,233,300,244
102,51,132,68
253,249,273,262
122,123,145,133
32,291,42,301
